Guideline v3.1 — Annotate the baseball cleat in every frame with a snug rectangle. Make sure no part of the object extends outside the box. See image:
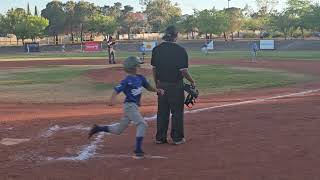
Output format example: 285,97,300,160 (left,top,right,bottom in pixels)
133,150,145,159
88,124,100,139
172,138,186,145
